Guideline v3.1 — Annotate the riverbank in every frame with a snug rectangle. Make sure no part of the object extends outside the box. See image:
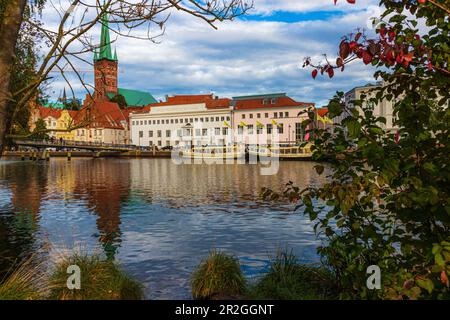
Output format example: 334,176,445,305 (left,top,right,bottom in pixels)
0,249,334,300
2,150,172,158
